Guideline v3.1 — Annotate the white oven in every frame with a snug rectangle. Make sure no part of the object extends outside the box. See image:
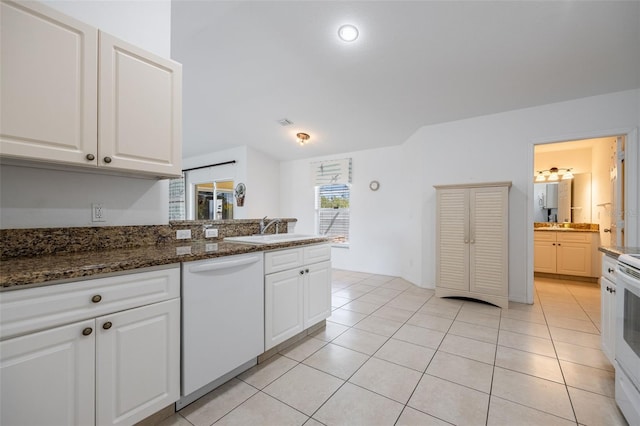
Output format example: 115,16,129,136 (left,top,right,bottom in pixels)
615,253,640,425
